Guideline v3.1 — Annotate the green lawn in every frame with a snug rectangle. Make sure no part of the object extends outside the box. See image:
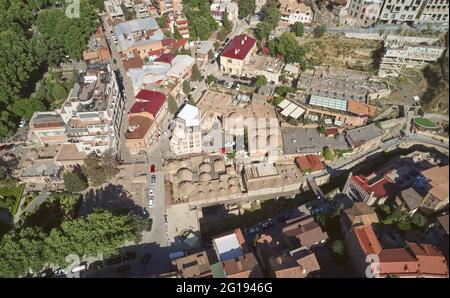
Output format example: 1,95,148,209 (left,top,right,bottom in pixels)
0,183,25,215
413,117,438,129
